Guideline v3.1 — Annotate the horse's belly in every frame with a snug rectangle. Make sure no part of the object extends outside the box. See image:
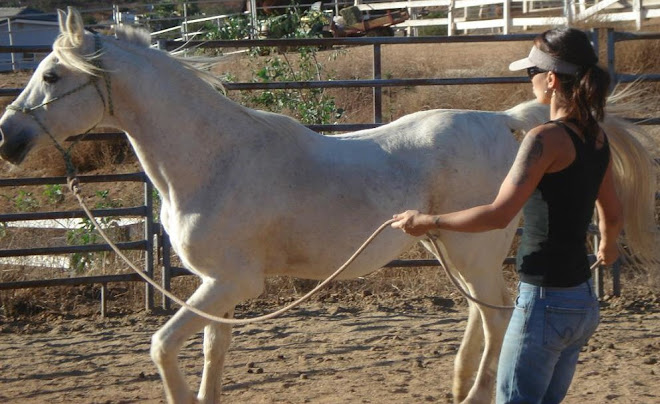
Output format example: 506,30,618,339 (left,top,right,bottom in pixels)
262,230,416,281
